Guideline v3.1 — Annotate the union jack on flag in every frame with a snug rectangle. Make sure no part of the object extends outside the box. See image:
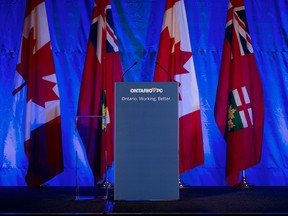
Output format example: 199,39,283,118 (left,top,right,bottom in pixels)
225,3,254,57
106,6,119,54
